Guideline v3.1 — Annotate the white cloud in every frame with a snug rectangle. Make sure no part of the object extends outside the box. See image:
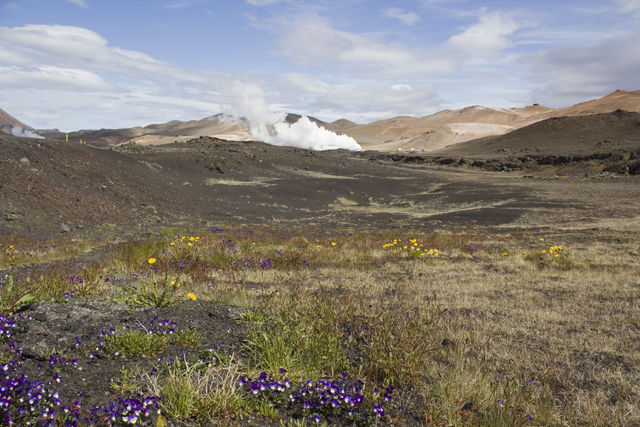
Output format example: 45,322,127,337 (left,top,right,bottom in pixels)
277,16,458,79
65,0,88,8
0,66,116,92
613,0,640,17
447,11,522,59
0,25,209,83
317,83,441,117
0,24,230,130
522,31,640,106
4,3,18,12
381,8,421,26
280,73,332,93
